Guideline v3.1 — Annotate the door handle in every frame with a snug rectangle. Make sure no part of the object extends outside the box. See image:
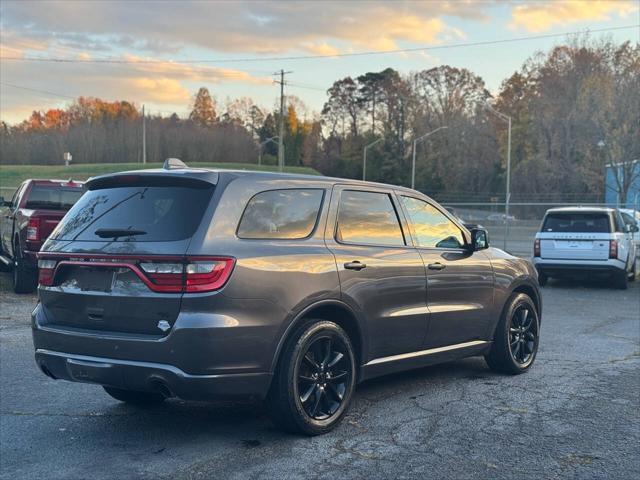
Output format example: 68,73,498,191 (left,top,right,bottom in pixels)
344,261,367,271
428,262,446,271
